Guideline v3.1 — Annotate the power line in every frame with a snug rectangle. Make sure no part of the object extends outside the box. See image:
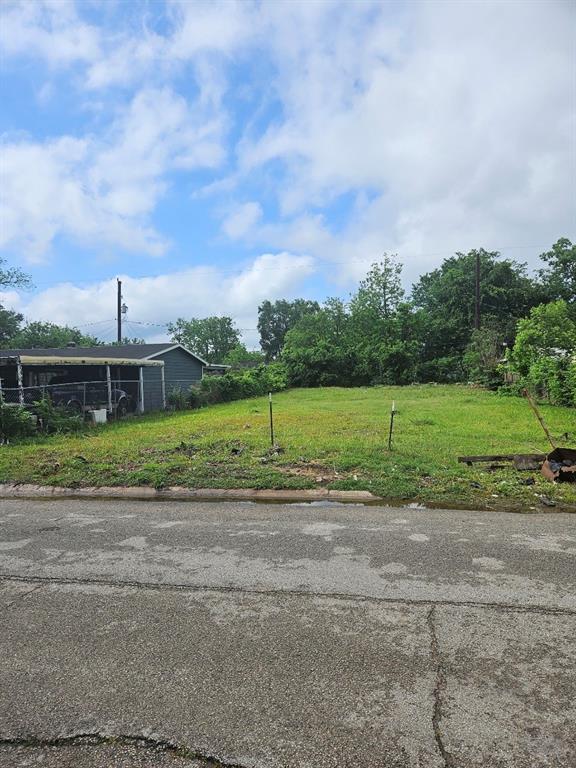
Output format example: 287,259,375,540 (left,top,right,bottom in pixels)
22,244,550,289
